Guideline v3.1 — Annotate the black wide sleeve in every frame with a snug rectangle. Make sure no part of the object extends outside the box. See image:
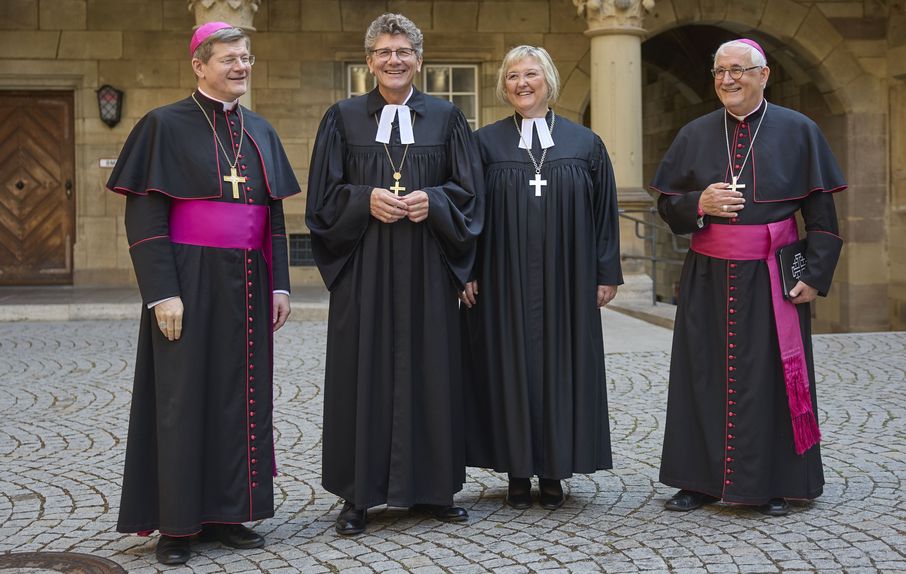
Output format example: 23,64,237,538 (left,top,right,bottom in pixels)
269,198,290,292
652,126,706,235
422,108,485,289
124,192,180,304
305,106,374,290
591,138,623,286
798,191,842,296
